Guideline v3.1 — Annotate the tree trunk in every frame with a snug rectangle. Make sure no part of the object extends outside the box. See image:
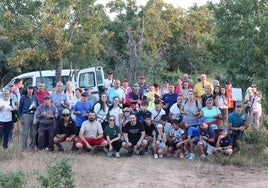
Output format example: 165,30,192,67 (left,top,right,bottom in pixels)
55,59,63,83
